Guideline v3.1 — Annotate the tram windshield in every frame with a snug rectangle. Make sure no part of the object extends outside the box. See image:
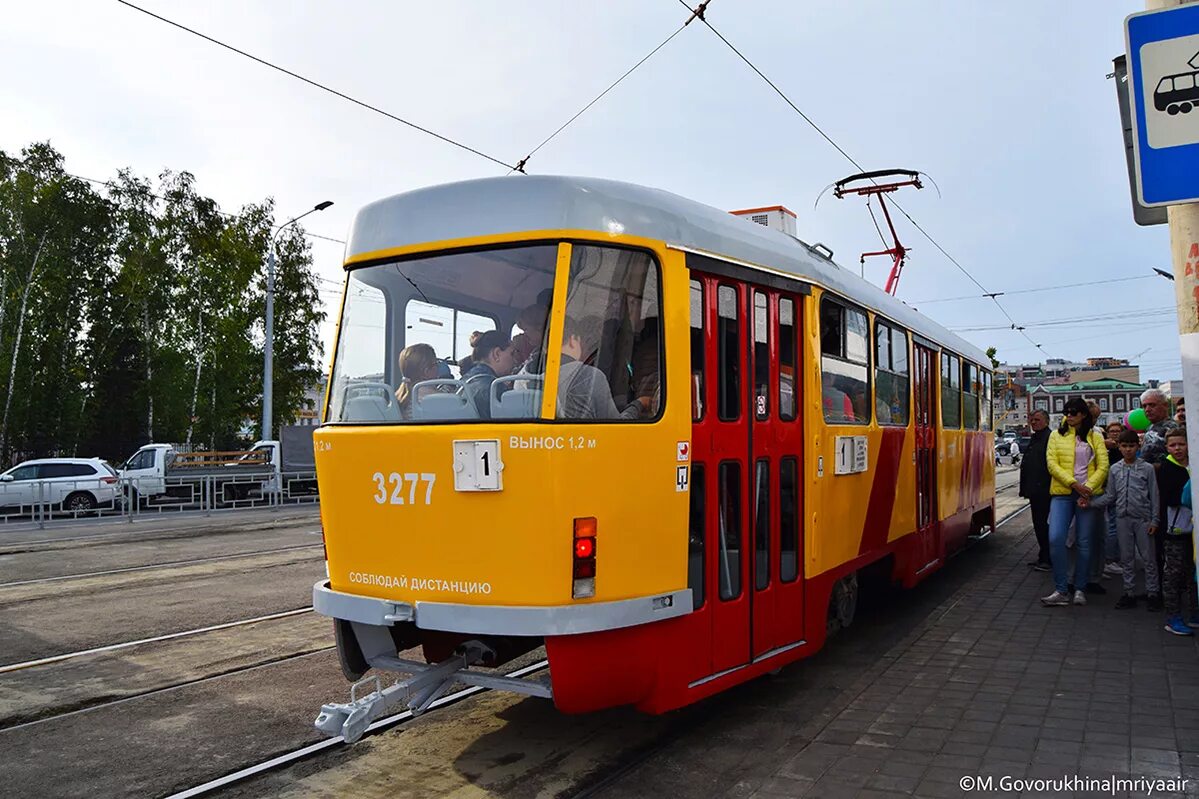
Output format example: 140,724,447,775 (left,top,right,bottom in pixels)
325,243,662,424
